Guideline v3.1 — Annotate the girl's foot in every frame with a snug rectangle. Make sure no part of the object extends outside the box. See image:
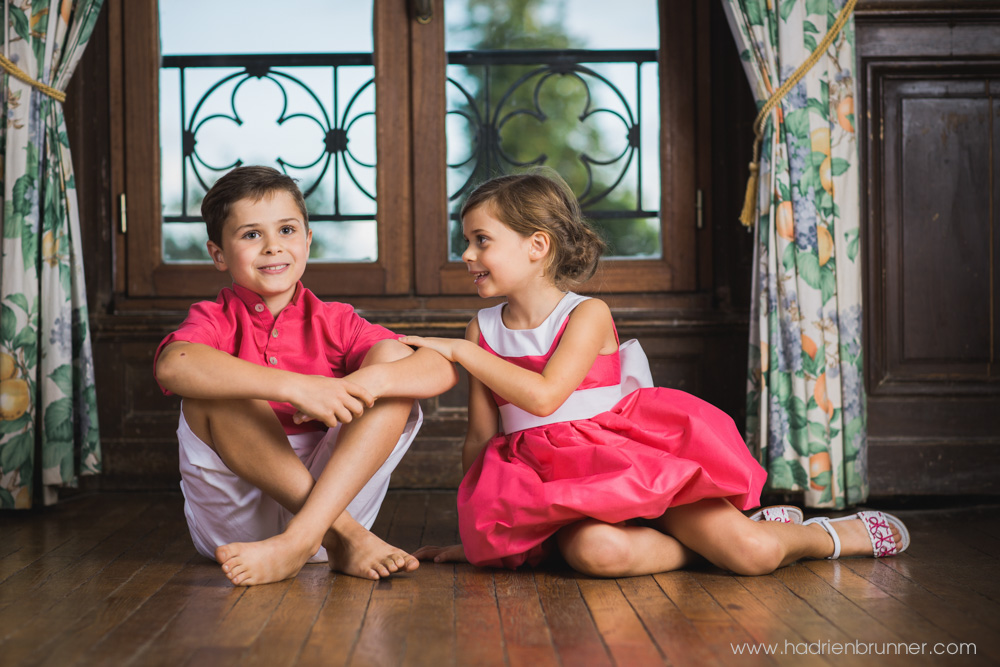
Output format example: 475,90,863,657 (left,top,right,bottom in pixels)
805,511,910,559
412,543,468,563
